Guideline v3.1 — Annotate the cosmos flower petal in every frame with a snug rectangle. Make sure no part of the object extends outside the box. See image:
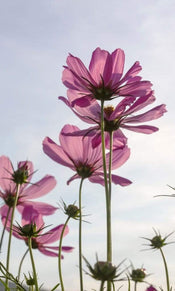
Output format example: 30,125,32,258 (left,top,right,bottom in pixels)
89,47,112,85
111,48,125,84
37,224,69,244
124,104,167,123
121,124,159,134
0,156,15,192
21,175,57,199
18,201,57,216
43,137,74,168
111,174,132,186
